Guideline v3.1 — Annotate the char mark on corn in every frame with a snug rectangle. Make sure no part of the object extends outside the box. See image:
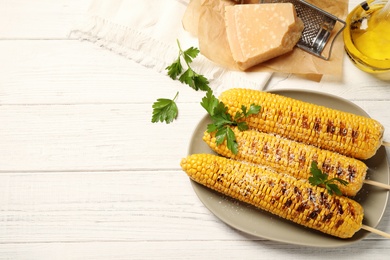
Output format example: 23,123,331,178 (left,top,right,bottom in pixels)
180,153,364,239
203,127,368,197
218,88,384,160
